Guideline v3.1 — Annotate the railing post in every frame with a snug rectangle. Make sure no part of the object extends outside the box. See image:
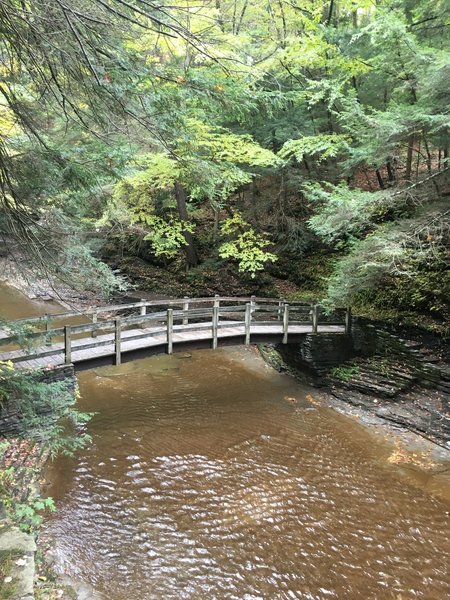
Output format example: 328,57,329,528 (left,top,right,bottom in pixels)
345,307,352,334
140,299,147,316
45,314,52,346
245,303,252,345
250,295,256,315
114,317,121,365
212,305,219,349
182,297,189,325
278,300,284,321
92,310,98,338
282,303,290,344
167,308,173,354
213,294,220,329
64,326,72,364
312,304,319,333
